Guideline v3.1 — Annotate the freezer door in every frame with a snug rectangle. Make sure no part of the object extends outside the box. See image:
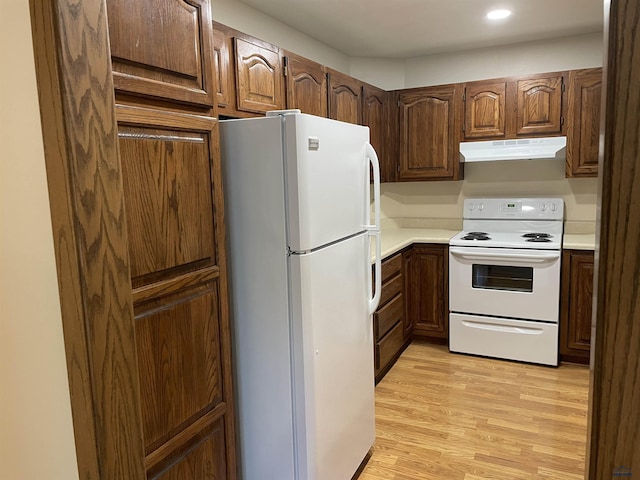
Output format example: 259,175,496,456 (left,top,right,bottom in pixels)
284,113,371,251
289,233,375,480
